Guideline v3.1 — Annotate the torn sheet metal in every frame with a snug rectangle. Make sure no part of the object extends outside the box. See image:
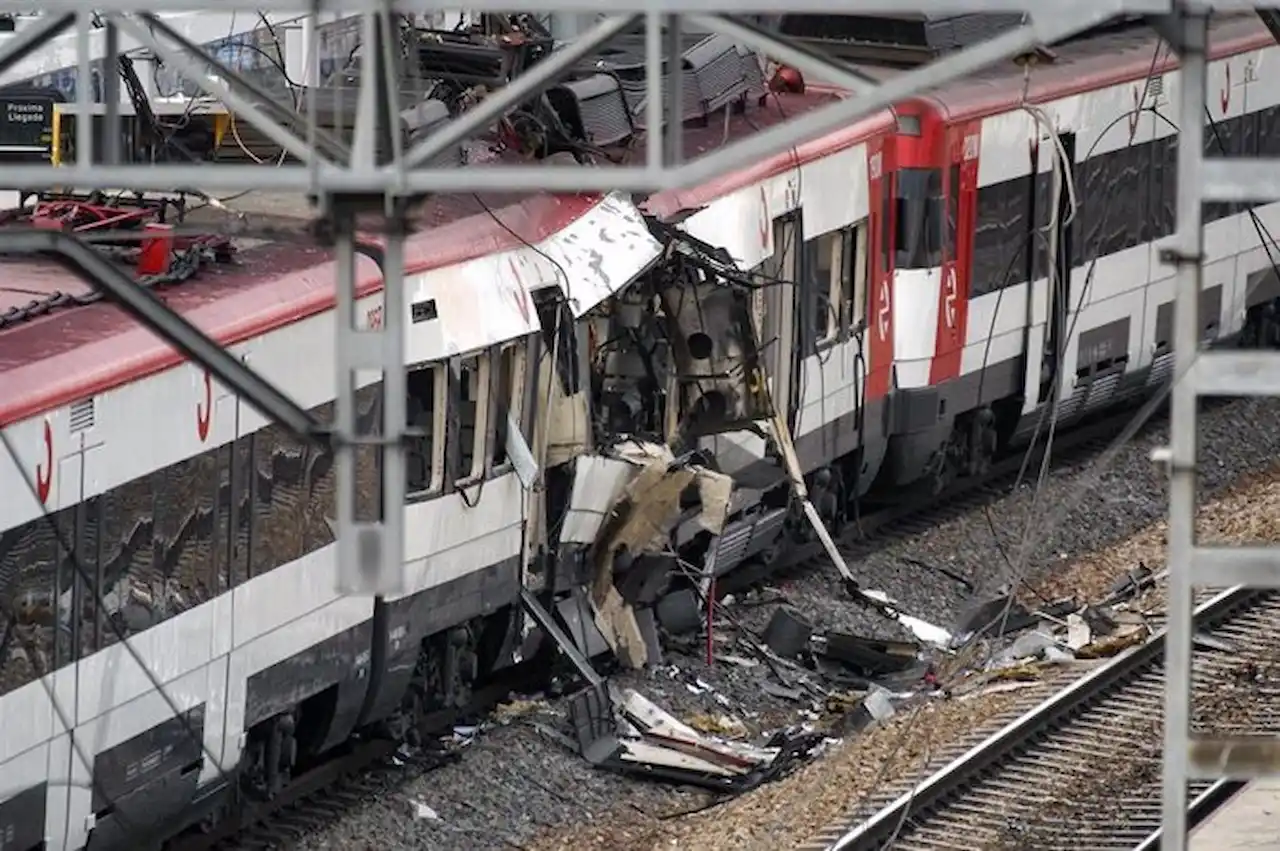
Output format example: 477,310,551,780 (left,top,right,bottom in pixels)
863,590,953,647
573,687,825,792
505,412,539,489
515,192,664,318
560,455,635,545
